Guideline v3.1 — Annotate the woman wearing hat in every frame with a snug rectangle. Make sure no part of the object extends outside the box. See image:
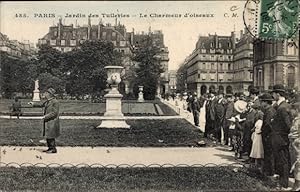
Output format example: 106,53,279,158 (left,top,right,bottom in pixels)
29,88,60,154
